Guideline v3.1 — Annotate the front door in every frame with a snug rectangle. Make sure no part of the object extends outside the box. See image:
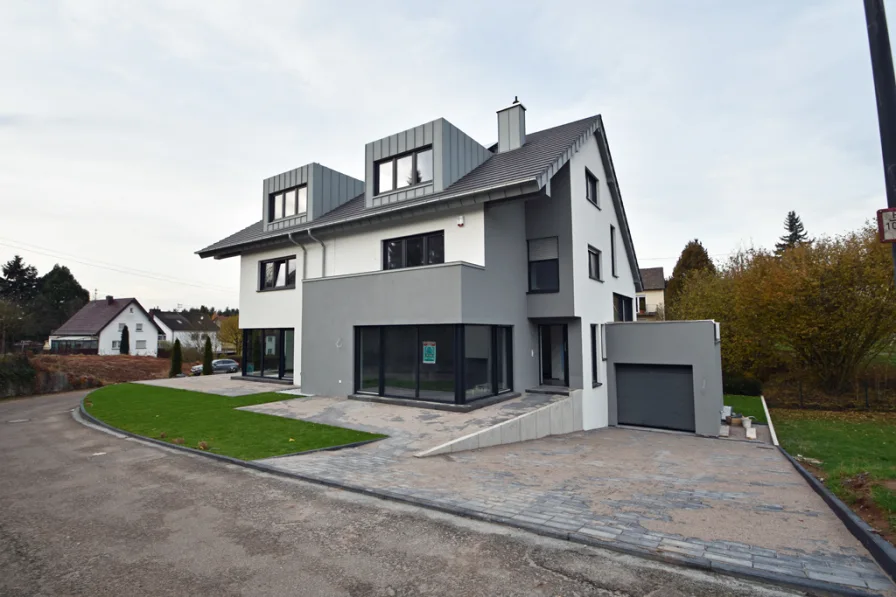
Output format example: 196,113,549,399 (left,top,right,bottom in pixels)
539,324,568,386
